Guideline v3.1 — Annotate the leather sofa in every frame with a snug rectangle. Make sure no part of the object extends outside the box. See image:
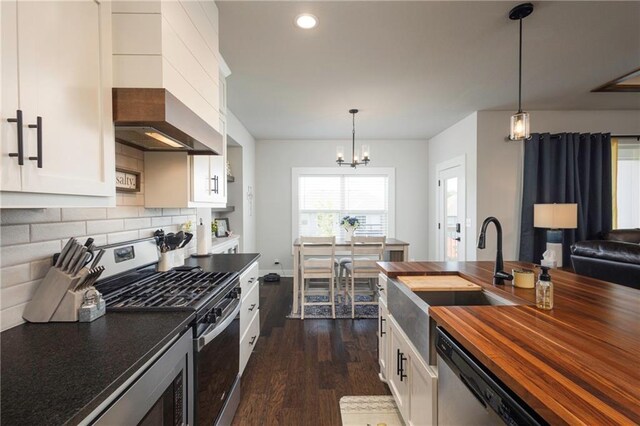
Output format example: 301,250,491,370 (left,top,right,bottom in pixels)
571,229,640,289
